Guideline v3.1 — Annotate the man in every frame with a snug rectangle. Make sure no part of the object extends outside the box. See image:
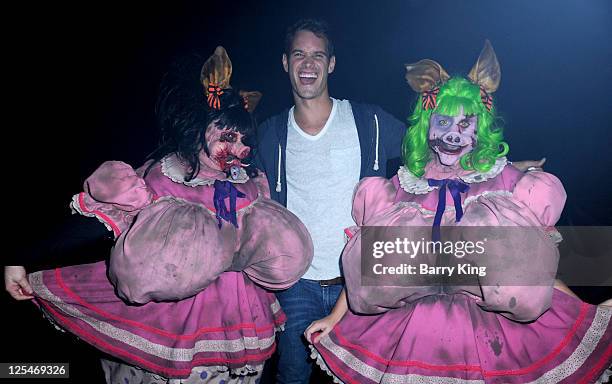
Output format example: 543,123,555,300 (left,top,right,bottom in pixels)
256,19,406,383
